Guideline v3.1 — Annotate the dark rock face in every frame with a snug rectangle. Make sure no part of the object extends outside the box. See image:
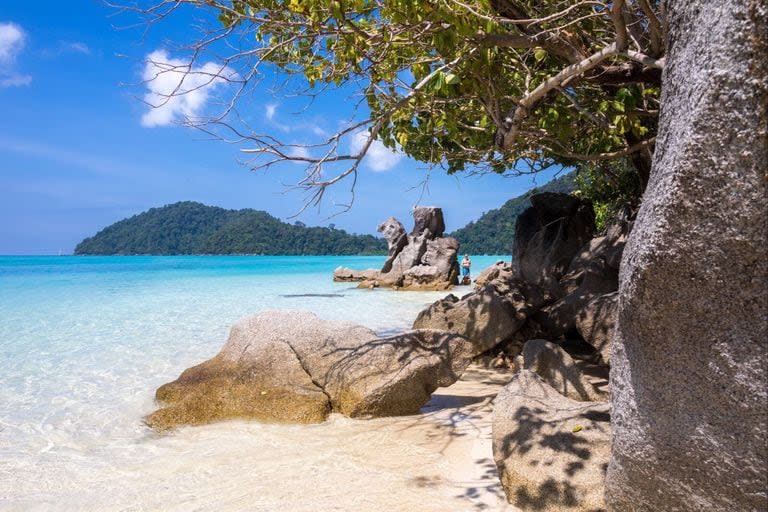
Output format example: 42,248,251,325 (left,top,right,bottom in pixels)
333,206,460,290
606,2,768,510
492,370,611,511
147,311,474,430
512,192,595,291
